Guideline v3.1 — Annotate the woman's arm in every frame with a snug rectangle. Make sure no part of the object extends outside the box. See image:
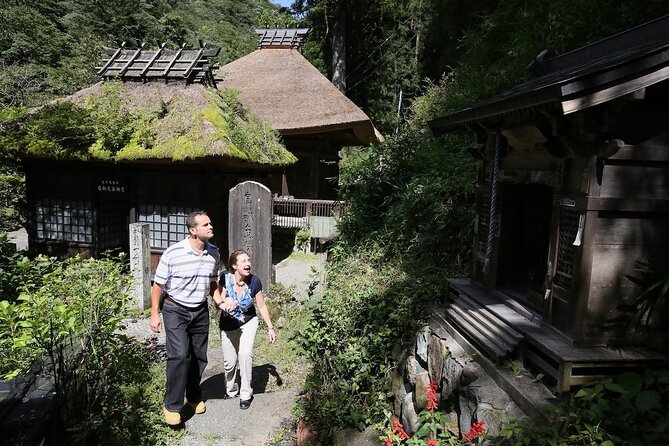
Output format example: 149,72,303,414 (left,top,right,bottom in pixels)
255,291,276,344
215,285,237,312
